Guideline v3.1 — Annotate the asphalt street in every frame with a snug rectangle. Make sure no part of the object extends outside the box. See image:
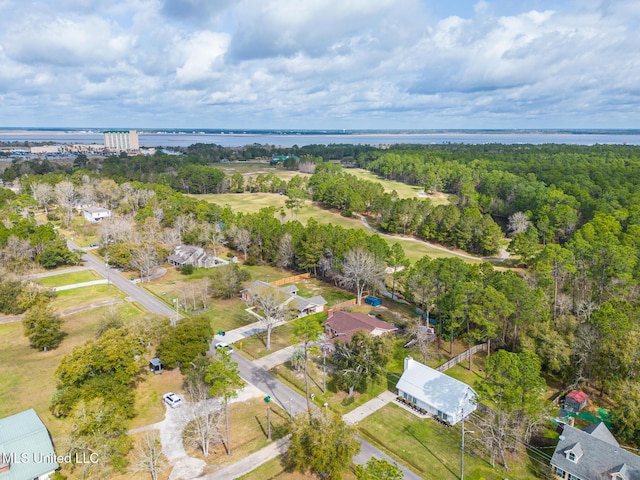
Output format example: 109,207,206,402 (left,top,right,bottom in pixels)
229,351,423,480
67,239,422,478
66,239,177,317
